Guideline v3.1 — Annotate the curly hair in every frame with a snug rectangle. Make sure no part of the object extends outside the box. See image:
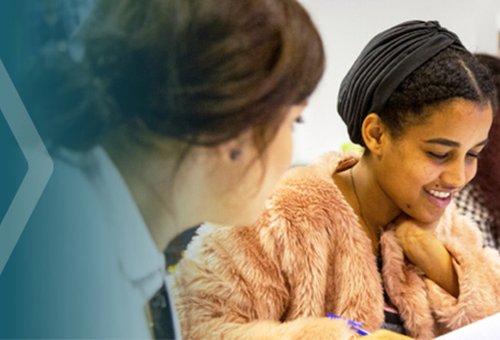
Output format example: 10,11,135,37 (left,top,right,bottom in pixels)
381,47,497,137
